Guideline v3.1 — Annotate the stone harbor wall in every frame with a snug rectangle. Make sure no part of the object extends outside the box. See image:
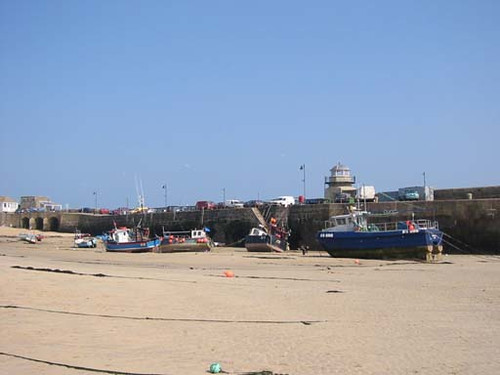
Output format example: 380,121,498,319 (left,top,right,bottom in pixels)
4,198,499,253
